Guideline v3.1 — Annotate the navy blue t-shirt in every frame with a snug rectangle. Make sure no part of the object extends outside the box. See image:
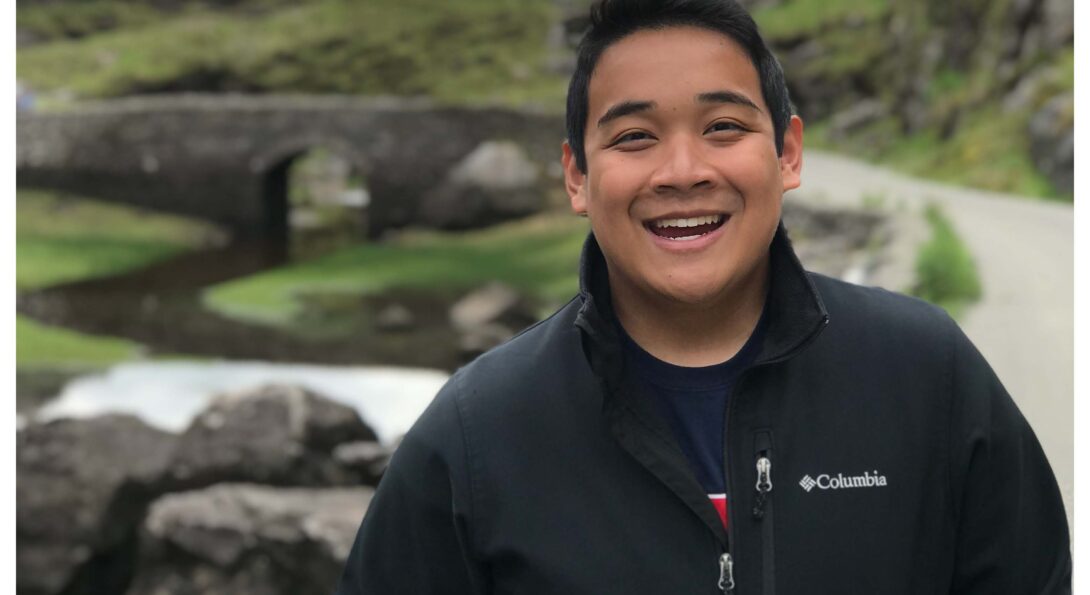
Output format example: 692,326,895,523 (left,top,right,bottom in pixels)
620,314,766,528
